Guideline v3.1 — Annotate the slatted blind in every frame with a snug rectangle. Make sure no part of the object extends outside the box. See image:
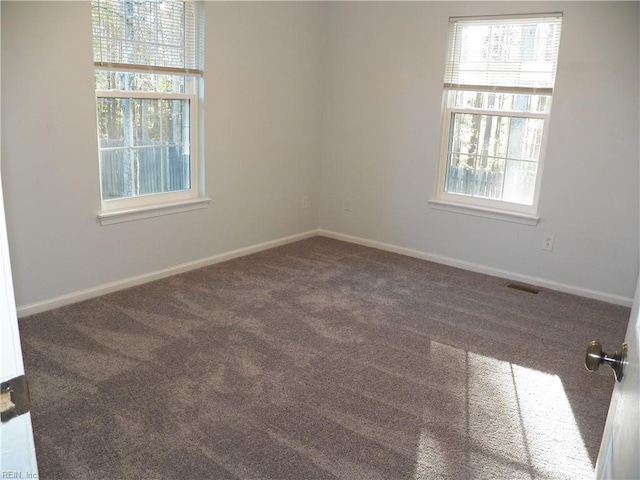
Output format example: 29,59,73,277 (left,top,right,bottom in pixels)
444,14,562,94
92,0,203,75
